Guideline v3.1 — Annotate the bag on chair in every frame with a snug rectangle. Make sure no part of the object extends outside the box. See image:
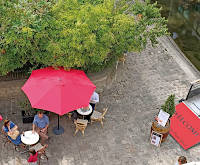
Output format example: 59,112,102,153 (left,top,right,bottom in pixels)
8,130,20,140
